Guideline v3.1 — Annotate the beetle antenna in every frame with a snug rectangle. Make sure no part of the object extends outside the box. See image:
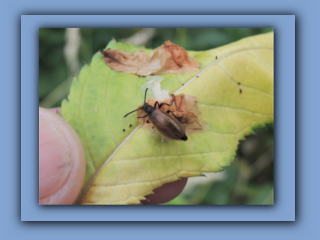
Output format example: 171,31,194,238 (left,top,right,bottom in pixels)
124,88,148,118
144,88,149,103
124,108,142,118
